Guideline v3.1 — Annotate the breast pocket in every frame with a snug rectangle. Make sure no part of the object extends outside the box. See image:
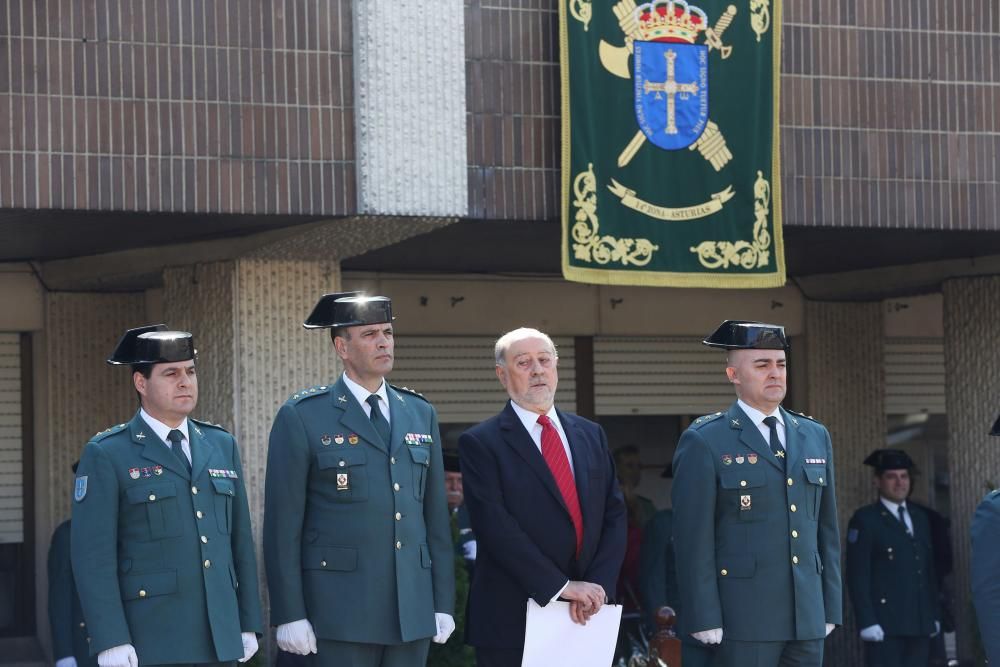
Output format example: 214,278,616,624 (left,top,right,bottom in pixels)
125,483,182,540
720,467,767,522
407,446,430,501
211,478,235,534
317,449,368,502
803,466,827,519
